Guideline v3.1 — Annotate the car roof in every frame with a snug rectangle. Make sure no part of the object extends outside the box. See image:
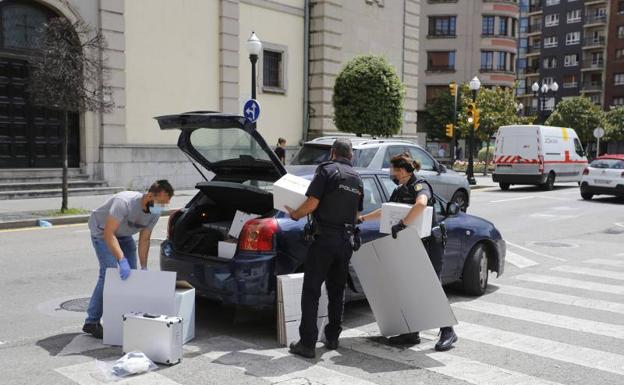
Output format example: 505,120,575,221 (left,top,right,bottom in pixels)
595,154,624,160
305,136,418,147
